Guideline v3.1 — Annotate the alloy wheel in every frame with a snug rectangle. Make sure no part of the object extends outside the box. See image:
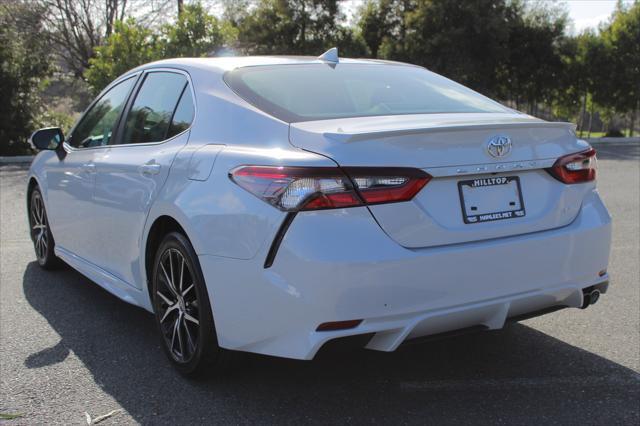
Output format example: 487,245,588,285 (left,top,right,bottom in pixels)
155,248,200,363
30,192,49,262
